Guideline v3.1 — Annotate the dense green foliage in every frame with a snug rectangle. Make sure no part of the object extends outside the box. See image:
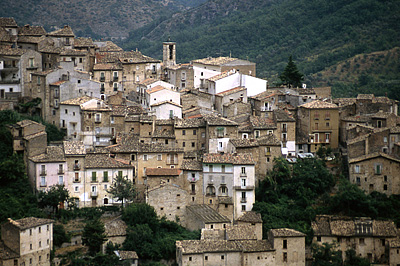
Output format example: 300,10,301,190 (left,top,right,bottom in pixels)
124,0,399,81
107,175,136,207
254,158,400,244
278,56,304,88
312,242,343,266
53,224,71,247
254,157,335,240
122,203,200,261
82,219,108,255
38,184,70,215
